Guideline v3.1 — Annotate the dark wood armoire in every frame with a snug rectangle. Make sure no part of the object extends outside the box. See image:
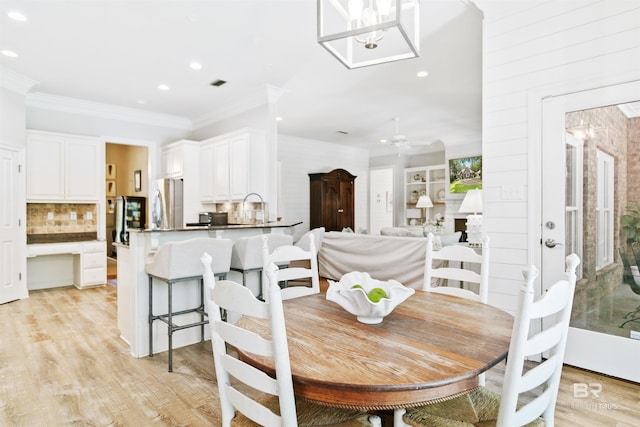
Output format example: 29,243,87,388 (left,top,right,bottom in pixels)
309,169,356,232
